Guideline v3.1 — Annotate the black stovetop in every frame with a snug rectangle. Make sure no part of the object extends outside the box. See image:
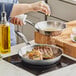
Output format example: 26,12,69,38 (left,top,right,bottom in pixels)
3,54,76,76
